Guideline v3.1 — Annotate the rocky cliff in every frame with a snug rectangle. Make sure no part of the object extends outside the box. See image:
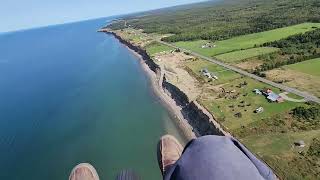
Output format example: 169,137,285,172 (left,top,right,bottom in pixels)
162,78,225,136
105,31,160,73
104,30,228,137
